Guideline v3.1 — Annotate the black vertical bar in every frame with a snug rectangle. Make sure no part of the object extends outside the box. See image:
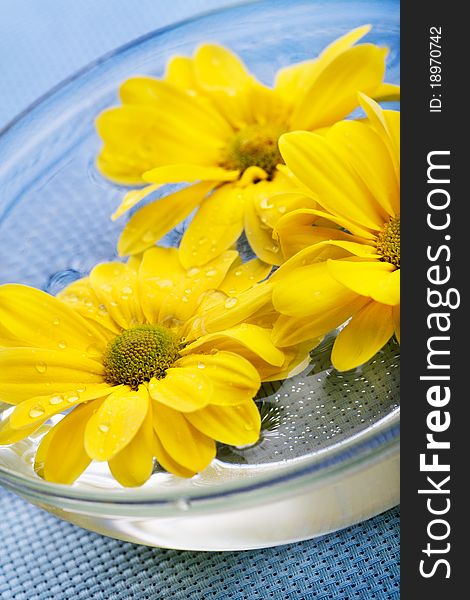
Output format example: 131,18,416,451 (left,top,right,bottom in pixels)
401,1,466,597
